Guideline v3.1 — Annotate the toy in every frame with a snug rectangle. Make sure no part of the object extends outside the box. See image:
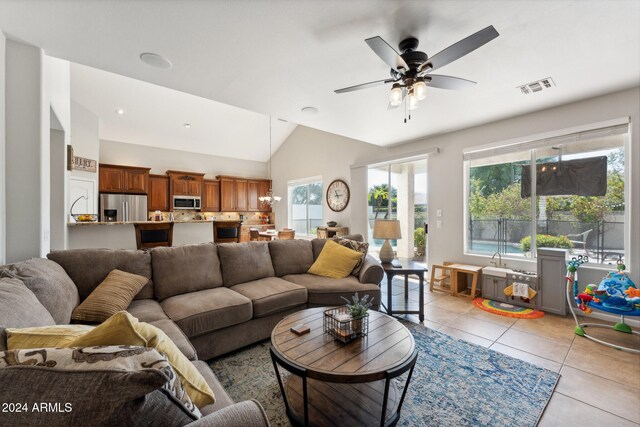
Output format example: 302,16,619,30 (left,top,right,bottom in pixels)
565,255,639,353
